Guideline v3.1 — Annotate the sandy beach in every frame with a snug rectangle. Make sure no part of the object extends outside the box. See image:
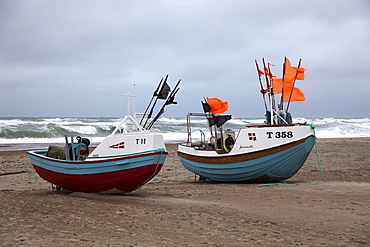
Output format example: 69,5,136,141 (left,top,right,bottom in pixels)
1,138,369,246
